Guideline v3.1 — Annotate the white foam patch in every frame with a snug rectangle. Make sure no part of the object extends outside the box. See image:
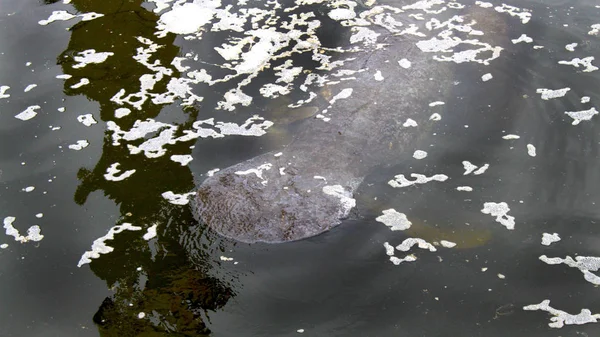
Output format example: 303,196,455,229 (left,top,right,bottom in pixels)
523,300,600,328
440,240,456,248
38,10,104,25
38,10,75,25
376,209,412,231
23,186,35,192
170,154,193,166
107,117,272,159
384,242,395,256
322,185,356,218
68,140,89,150
104,163,136,181
77,223,142,267
511,34,533,44
15,105,41,121
388,173,448,188
329,88,353,105
429,101,445,107
395,238,437,252
374,70,384,81
581,96,590,104
398,58,412,69
565,43,578,52
527,144,536,157
415,14,503,65
565,108,598,125
79,12,104,21
536,88,570,100
207,168,220,176
473,164,489,175
558,57,598,72
235,163,272,183
3,216,44,243
403,118,418,127
494,4,531,24
0,85,10,99
589,24,600,35
475,1,493,8
463,161,489,175
482,73,493,81
217,89,253,111
456,186,473,191
70,78,90,89
77,114,97,127
389,254,417,265
24,84,37,92
429,113,441,121
143,224,158,240
220,256,234,261
541,233,560,246
413,150,427,159
481,202,515,230
115,108,131,118
161,191,195,205
540,255,600,285
72,50,114,69
502,134,520,140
